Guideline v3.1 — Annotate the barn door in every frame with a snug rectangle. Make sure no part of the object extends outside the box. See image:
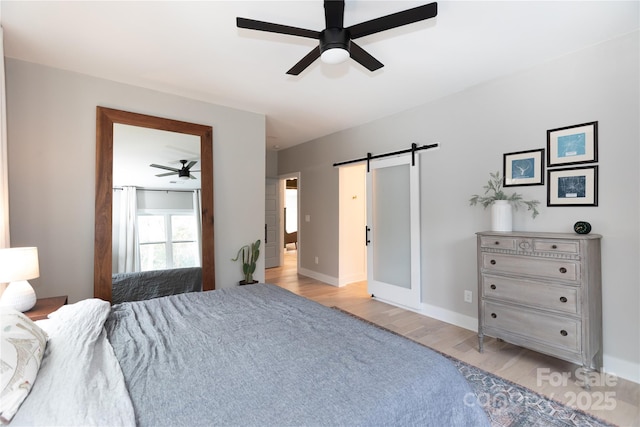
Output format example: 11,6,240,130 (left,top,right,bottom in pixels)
366,154,421,310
